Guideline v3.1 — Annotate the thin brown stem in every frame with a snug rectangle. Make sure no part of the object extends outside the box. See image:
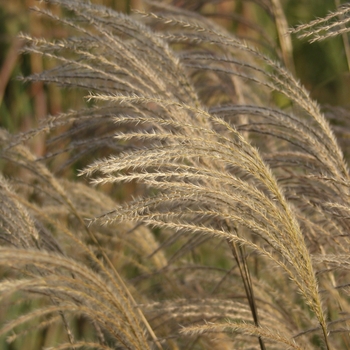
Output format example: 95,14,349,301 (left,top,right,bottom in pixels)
227,239,266,350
